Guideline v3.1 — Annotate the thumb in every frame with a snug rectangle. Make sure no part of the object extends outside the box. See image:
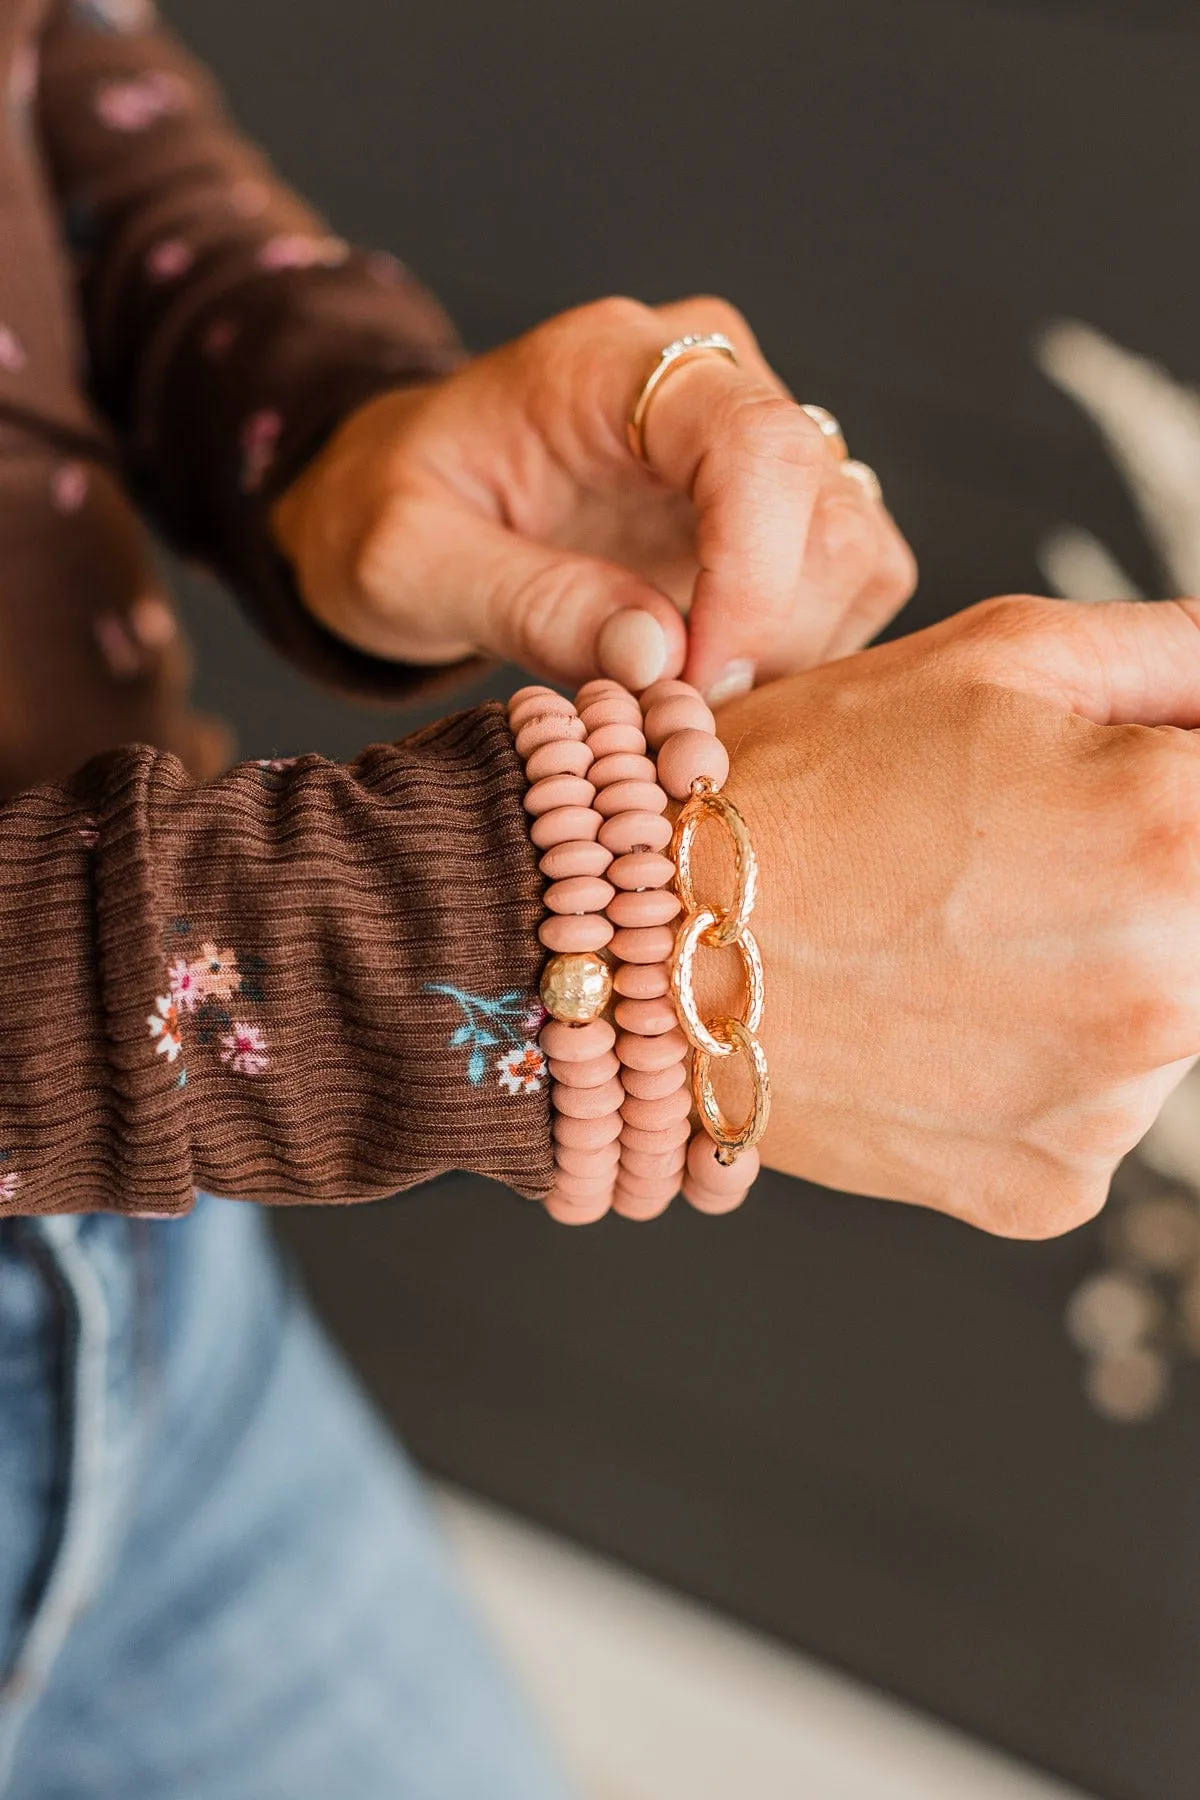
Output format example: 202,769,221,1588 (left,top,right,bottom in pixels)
420,514,689,688
950,596,1200,728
